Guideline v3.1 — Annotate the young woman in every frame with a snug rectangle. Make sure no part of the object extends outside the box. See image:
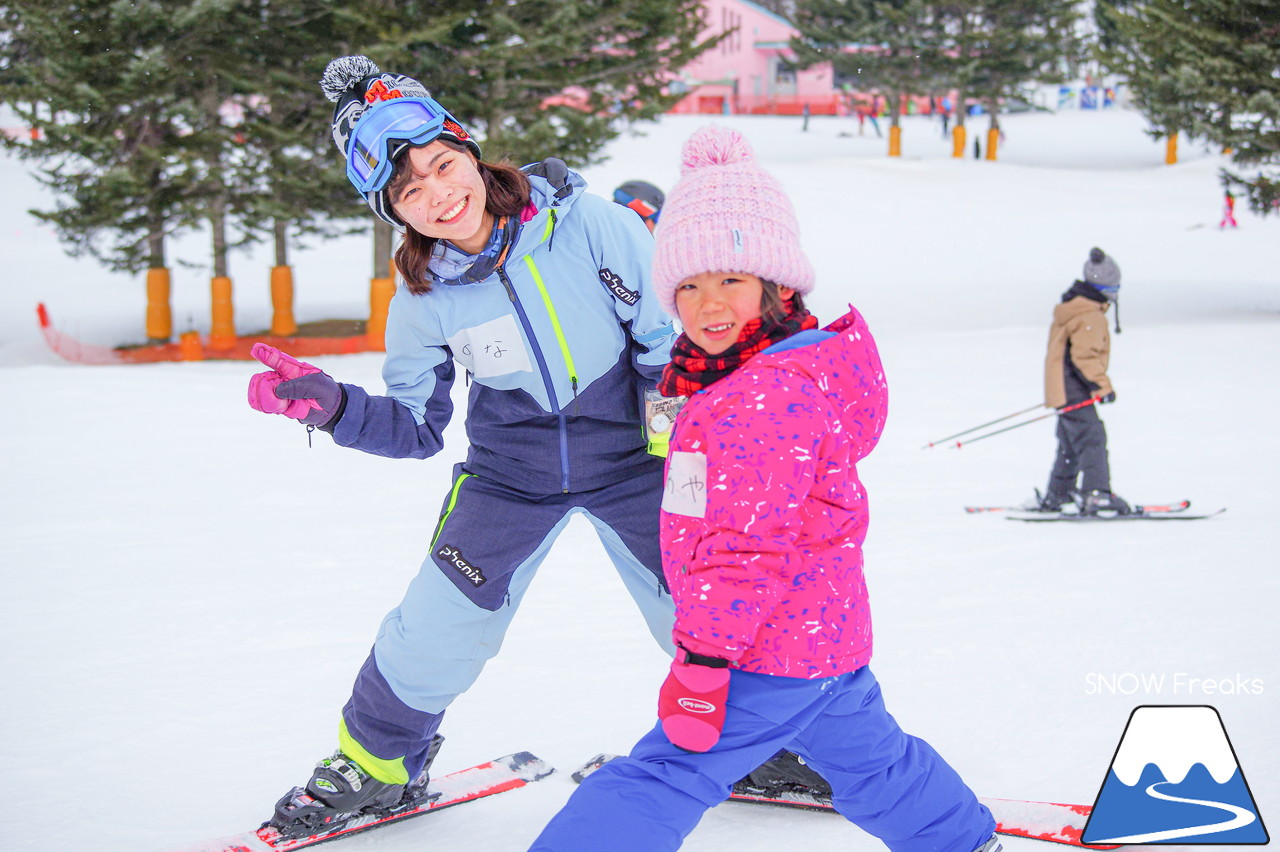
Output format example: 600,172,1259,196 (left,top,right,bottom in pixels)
246,55,678,836
529,126,998,852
